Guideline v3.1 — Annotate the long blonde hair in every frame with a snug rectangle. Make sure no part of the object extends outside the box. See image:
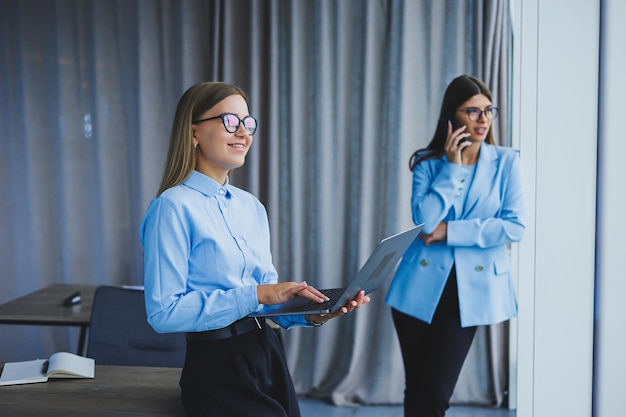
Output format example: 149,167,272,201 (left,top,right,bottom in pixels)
157,82,249,196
